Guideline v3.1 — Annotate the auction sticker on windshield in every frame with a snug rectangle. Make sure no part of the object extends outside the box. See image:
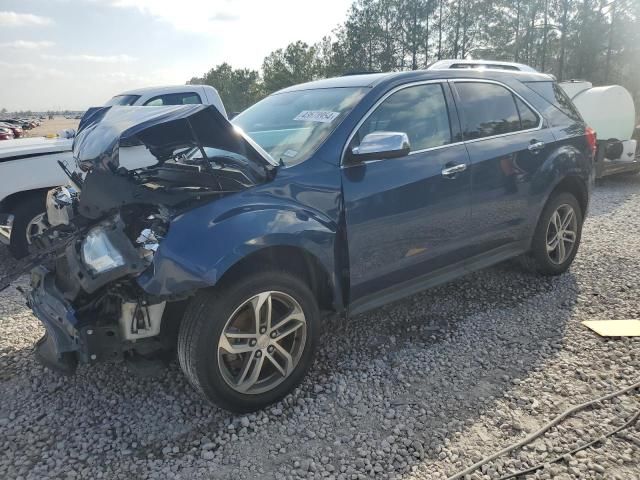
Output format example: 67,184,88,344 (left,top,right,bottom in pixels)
294,111,340,123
